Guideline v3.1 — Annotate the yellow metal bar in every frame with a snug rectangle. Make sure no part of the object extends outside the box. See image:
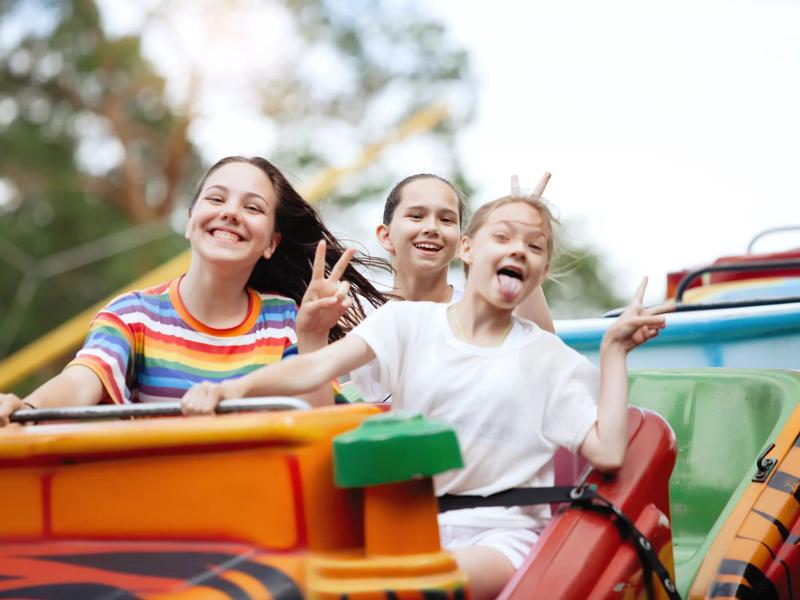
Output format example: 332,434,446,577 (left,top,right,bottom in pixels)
0,104,448,390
